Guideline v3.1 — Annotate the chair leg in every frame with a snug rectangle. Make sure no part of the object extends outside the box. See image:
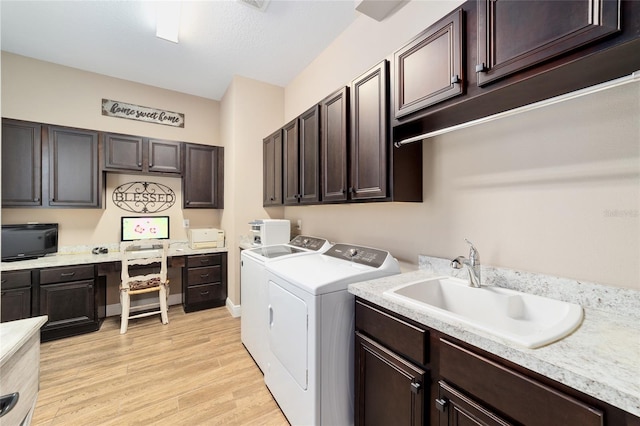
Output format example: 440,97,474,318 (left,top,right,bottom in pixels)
159,285,169,325
120,290,130,334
